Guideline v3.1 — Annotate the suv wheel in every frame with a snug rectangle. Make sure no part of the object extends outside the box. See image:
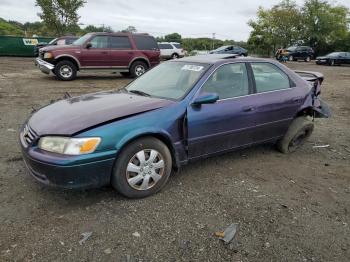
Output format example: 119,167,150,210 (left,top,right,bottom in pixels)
171,53,179,59
111,137,172,198
329,59,335,66
130,61,148,78
305,56,311,62
54,60,77,81
289,55,294,61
